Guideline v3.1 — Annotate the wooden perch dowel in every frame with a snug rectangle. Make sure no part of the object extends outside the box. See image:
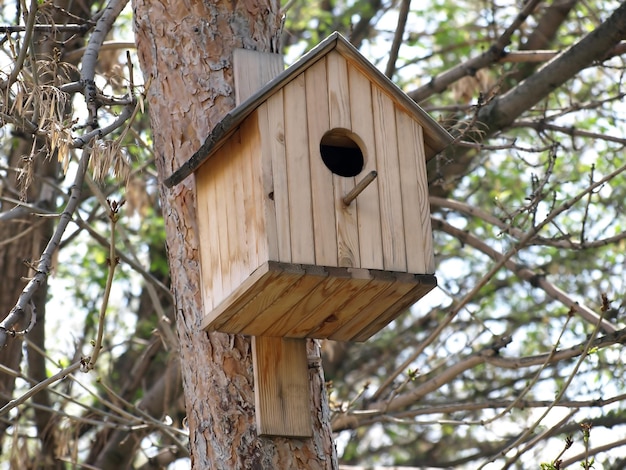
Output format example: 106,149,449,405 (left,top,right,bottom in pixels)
343,170,377,206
